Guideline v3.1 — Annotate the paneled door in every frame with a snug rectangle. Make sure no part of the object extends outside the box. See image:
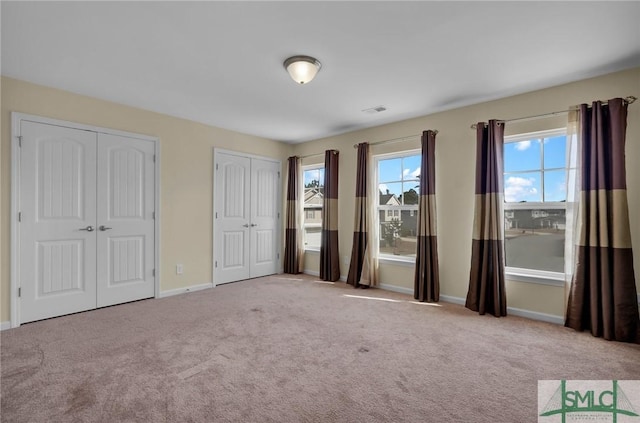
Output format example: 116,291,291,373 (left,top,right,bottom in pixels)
214,151,280,285
214,153,252,284
249,158,280,278
96,133,155,307
19,122,98,323
18,120,156,323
